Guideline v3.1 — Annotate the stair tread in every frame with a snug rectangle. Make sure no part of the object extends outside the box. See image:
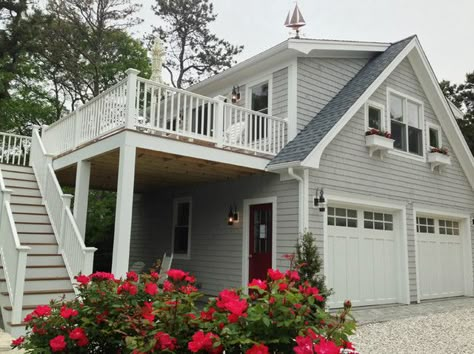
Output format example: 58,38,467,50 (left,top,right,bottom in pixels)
7,321,27,327
4,305,42,311
1,289,74,296
10,202,44,206
0,265,65,269
4,185,39,191
28,254,61,257
23,242,57,245
0,277,70,282
18,232,54,235
11,194,42,198
1,169,34,175
15,221,51,225
13,212,48,216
